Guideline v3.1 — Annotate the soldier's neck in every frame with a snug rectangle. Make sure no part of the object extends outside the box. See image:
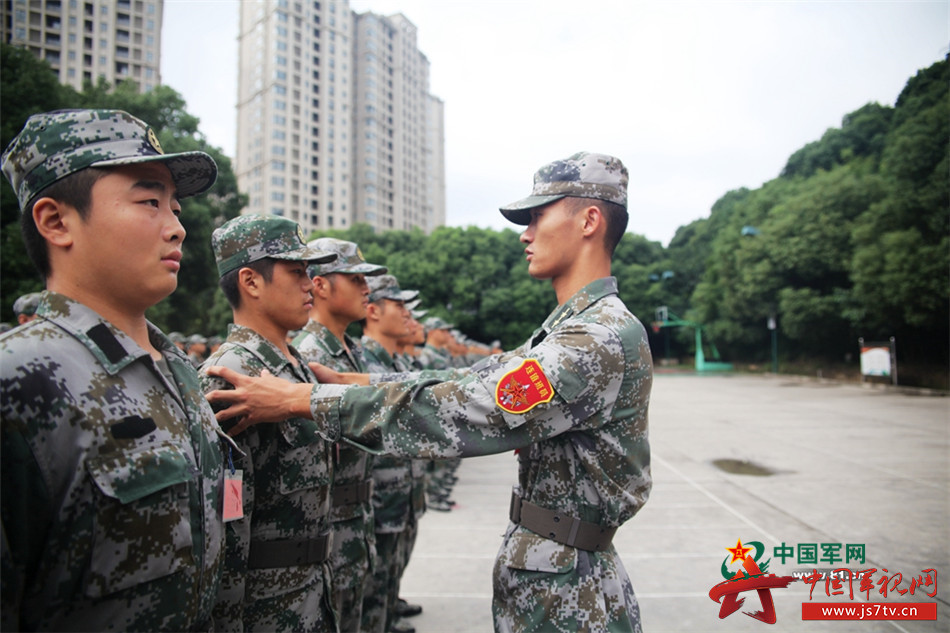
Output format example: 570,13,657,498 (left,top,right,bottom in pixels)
233,311,296,365
312,308,349,347
365,330,399,357
45,280,159,359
